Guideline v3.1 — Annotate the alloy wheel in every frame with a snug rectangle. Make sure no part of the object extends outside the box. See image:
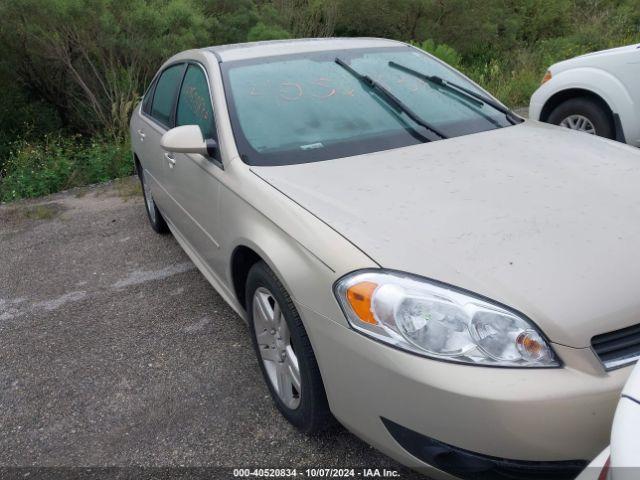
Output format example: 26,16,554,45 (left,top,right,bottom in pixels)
559,114,596,134
252,287,301,409
141,170,157,224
